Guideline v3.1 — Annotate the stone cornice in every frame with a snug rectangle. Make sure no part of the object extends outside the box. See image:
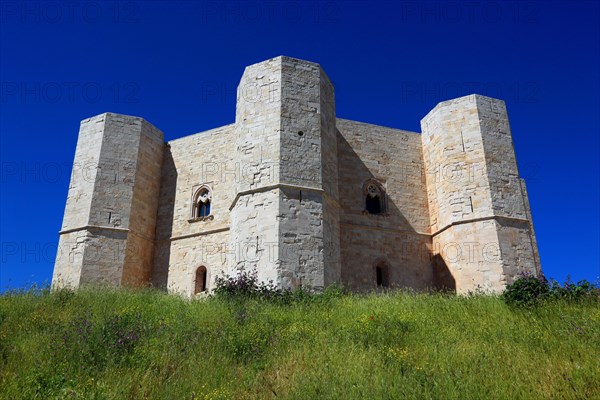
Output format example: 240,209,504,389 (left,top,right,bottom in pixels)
166,227,230,242
430,215,531,238
341,214,531,239
228,183,340,210
58,225,155,242
59,225,129,235
339,221,431,237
